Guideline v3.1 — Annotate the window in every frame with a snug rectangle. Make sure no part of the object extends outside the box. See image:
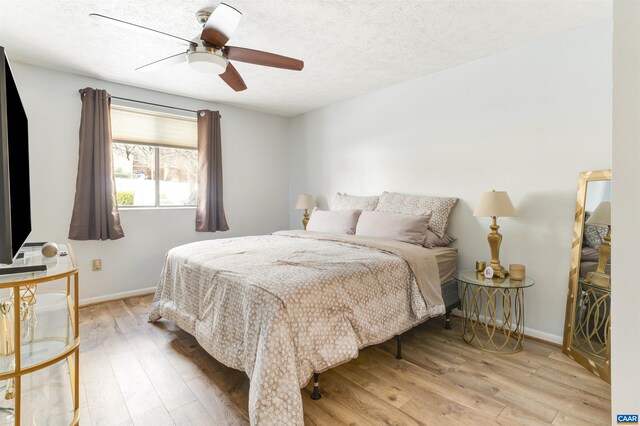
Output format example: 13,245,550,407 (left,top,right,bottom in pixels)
111,105,198,207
